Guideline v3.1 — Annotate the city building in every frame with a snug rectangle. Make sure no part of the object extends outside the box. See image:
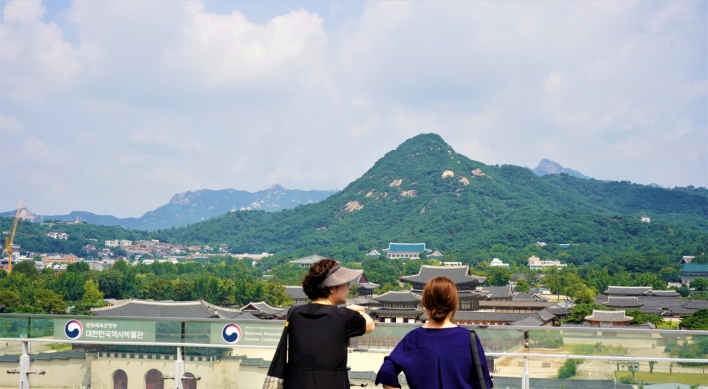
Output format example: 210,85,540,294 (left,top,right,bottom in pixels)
527,256,567,270
584,310,633,326
91,299,242,319
401,265,486,311
284,287,308,304
365,250,381,258
681,263,708,285
382,243,431,259
371,291,422,323
289,254,327,268
232,253,274,261
105,240,119,248
489,258,509,268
